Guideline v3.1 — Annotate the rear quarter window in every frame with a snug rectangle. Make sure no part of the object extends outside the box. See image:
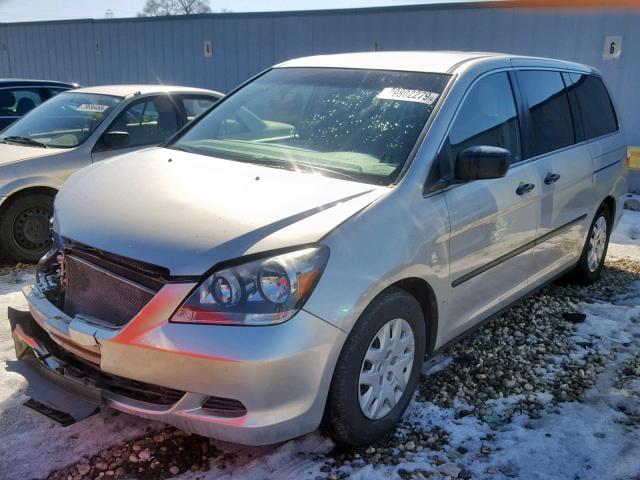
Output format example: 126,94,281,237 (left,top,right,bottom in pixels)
567,74,618,140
